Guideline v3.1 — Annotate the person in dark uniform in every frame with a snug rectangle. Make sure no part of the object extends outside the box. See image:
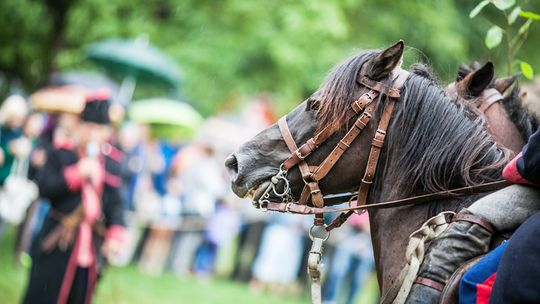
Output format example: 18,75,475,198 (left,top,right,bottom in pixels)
22,90,126,304
488,127,540,304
